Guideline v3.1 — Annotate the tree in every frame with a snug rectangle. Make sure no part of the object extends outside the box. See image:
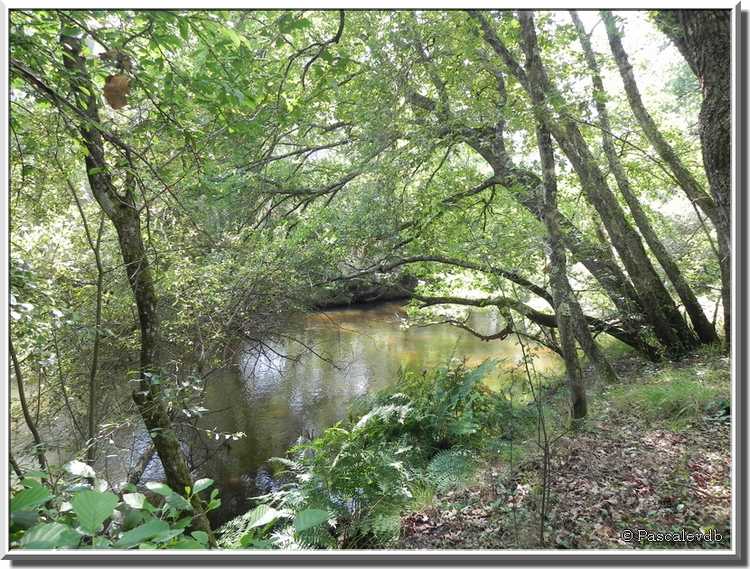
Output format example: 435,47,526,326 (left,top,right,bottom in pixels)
11,21,215,543
570,10,718,346
471,10,700,357
603,10,730,345
521,13,618,399
400,13,661,359
652,9,732,344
